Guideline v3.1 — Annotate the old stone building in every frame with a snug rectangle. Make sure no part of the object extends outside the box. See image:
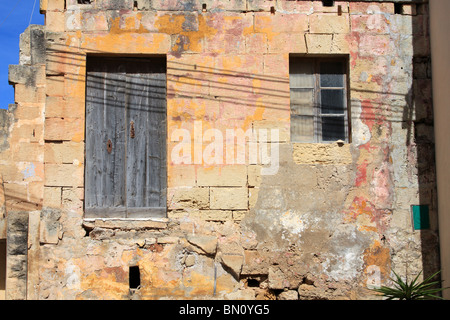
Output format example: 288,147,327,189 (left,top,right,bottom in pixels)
0,0,442,300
